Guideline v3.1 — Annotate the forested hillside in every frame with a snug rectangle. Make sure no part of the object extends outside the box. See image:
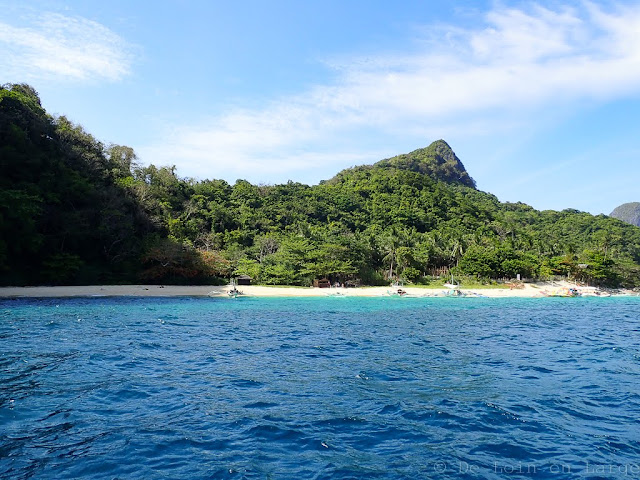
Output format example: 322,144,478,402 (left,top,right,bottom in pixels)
2,83,640,286
0,84,154,285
